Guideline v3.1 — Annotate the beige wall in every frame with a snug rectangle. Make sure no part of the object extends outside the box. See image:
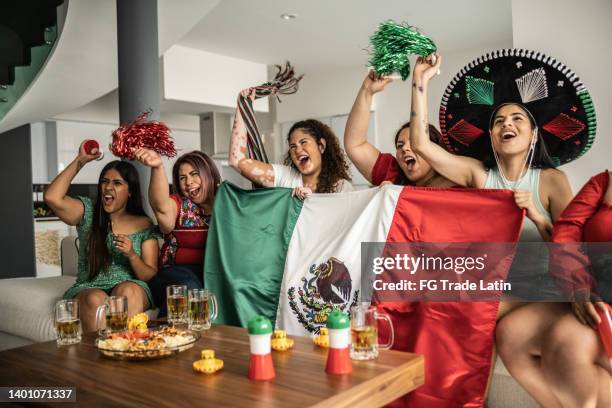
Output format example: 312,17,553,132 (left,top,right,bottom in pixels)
274,43,513,157
512,0,612,191
274,66,369,124
374,45,513,154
